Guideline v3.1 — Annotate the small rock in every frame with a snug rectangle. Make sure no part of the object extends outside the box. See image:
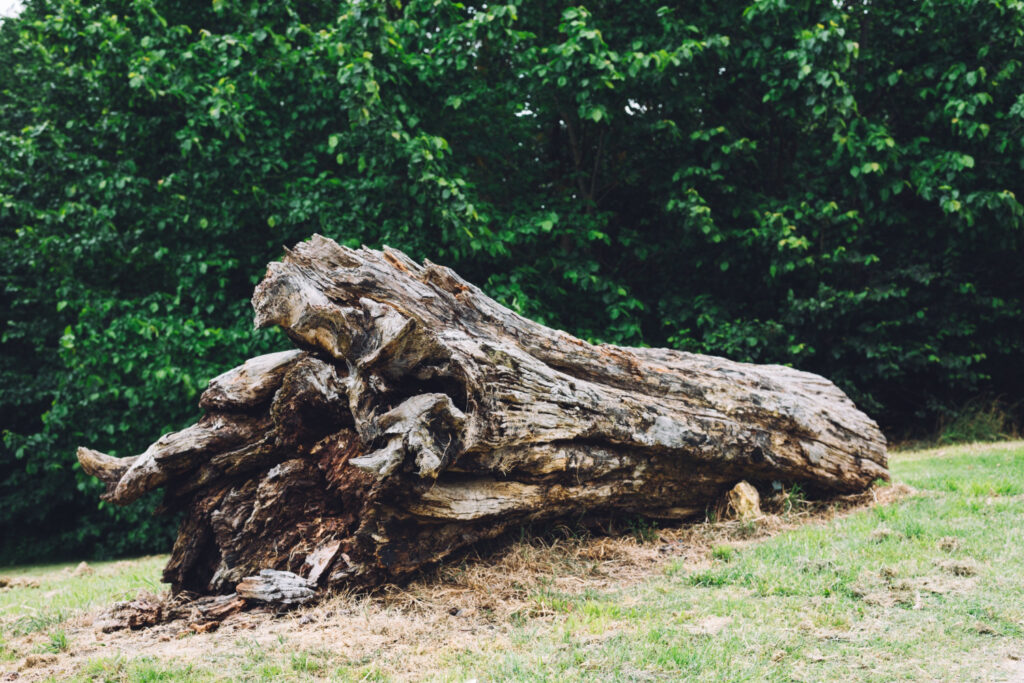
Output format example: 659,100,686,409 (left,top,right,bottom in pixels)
298,614,315,625
725,481,761,521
